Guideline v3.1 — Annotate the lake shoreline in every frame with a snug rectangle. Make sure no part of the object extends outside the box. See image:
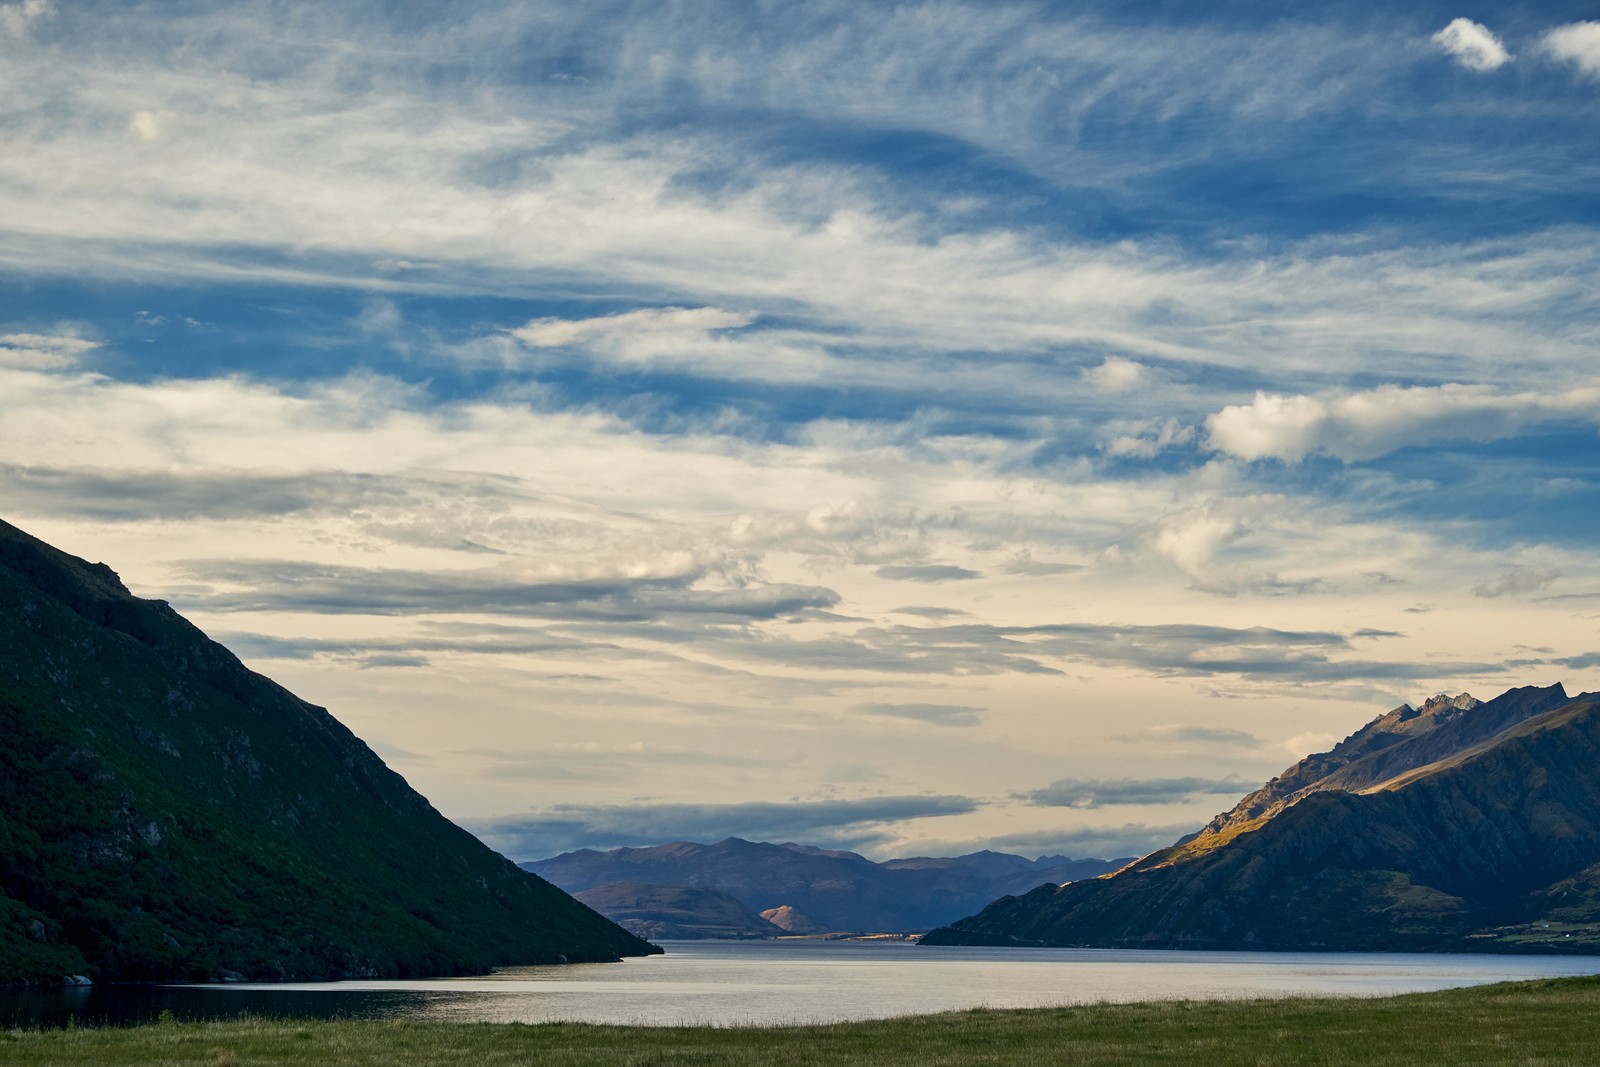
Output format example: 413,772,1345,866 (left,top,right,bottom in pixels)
6,975,1600,1066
